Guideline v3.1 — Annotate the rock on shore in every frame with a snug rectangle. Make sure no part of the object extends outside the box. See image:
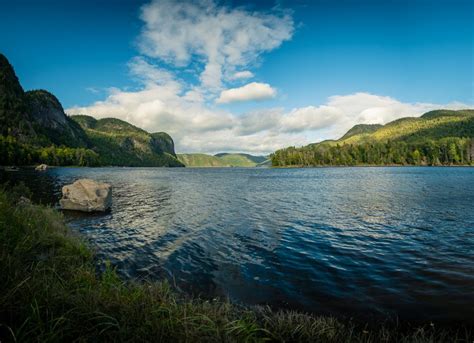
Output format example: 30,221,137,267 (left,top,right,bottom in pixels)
60,179,112,212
